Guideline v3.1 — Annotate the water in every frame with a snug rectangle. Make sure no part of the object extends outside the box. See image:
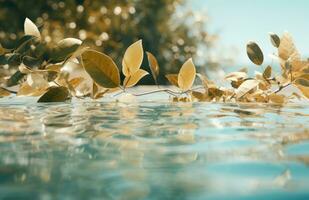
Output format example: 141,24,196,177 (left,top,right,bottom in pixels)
0,96,308,200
